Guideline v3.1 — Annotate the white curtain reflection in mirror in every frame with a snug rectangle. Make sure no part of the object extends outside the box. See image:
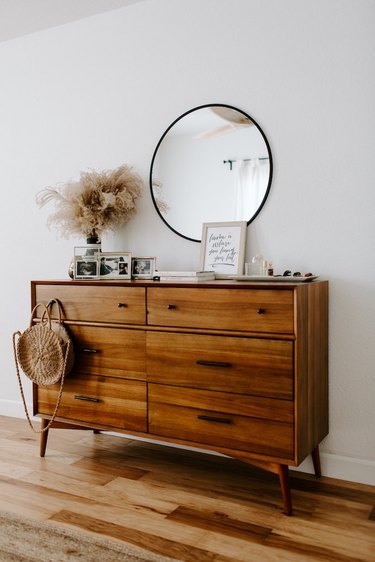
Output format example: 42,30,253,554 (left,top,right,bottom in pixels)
233,158,270,221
